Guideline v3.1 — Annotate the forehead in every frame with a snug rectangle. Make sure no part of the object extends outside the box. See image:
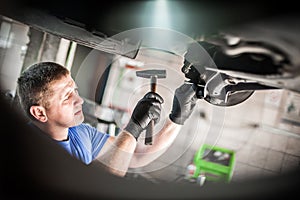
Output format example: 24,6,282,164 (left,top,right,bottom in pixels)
48,74,76,92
